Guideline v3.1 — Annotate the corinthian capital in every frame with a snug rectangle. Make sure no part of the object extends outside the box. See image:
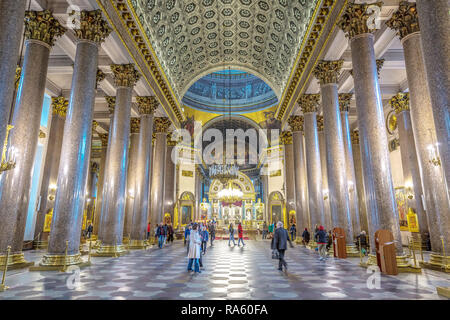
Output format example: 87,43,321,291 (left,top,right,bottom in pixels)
24,10,66,47
71,10,112,44
339,93,353,112
338,2,383,39
298,94,321,114
92,120,98,132
51,96,68,118
390,92,410,114
167,131,178,147
15,66,22,89
96,69,106,88
280,131,293,145
99,133,109,147
313,60,344,85
136,96,159,115
317,115,324,132
105,96,116,114
111,64,140,88
131,117,140,134
288,115,304,132
154,117,172,134
386,2,420,40
351,130,360,145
